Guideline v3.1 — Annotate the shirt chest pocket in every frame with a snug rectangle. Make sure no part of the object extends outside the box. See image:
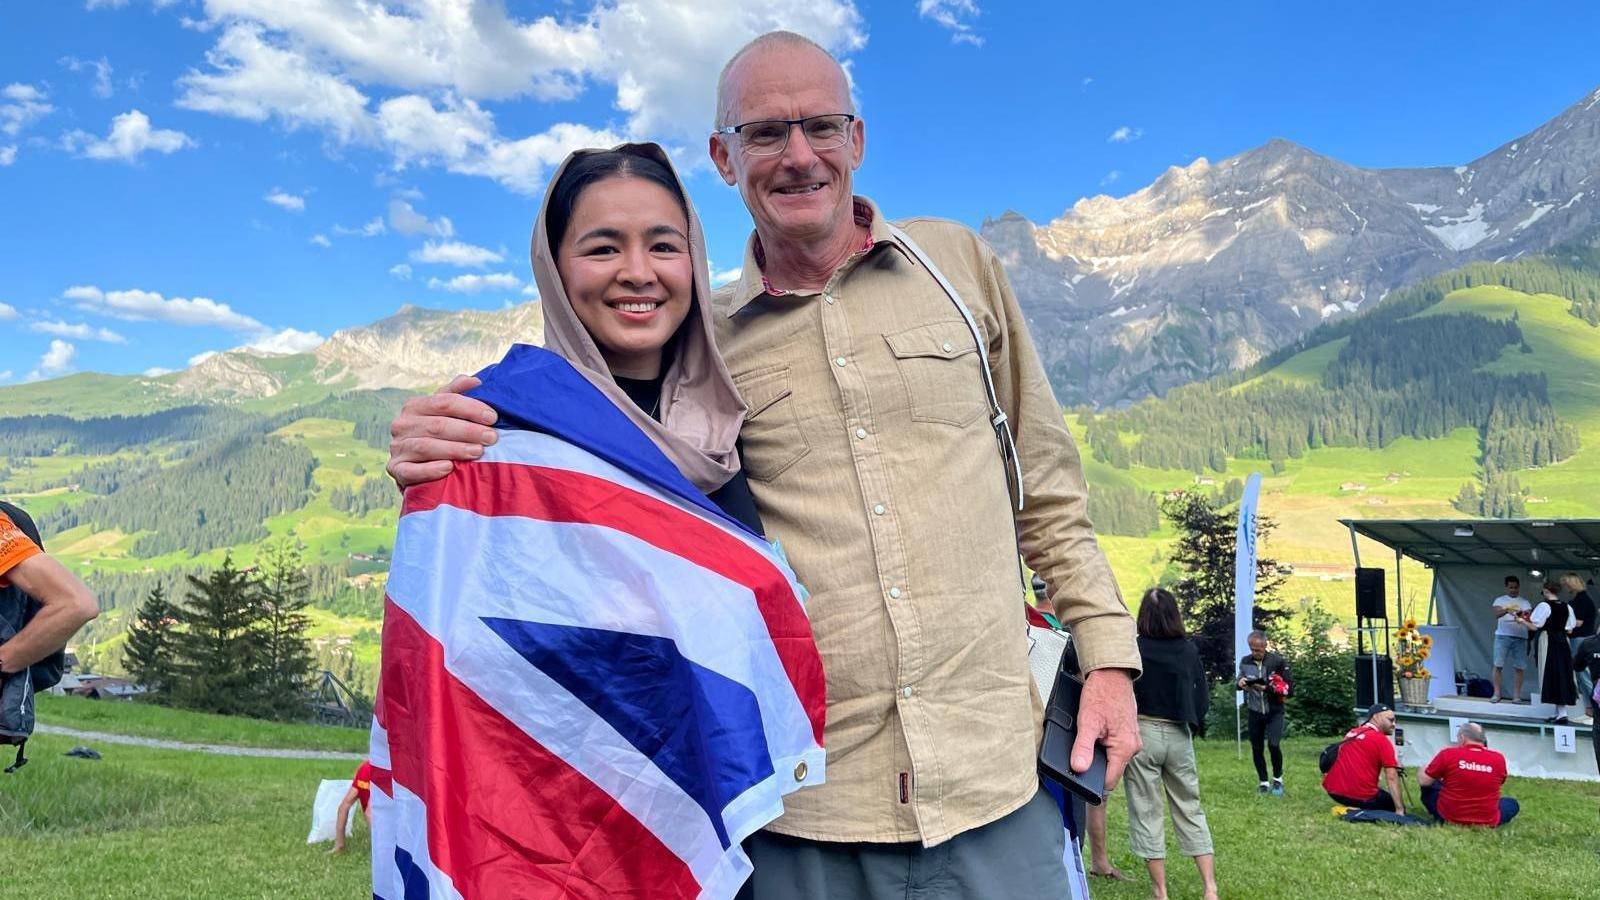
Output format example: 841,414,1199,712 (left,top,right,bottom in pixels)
883,321,987,428
733,364,812,483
